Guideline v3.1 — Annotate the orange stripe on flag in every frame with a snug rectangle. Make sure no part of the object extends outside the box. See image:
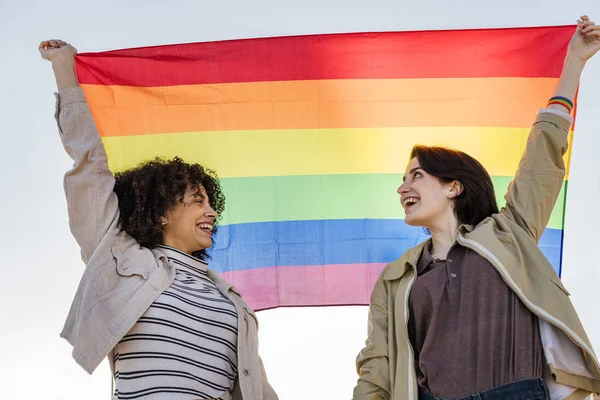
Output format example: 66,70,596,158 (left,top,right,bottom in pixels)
81,77,558,137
